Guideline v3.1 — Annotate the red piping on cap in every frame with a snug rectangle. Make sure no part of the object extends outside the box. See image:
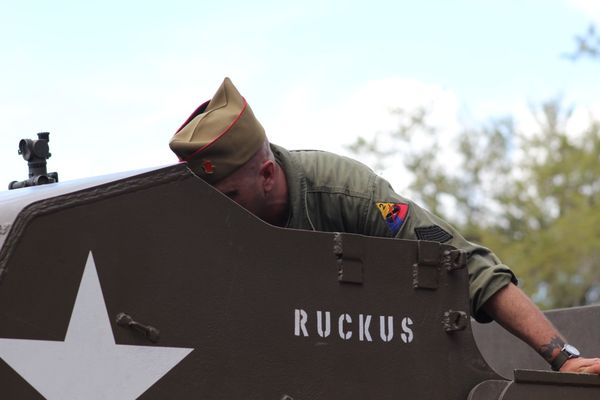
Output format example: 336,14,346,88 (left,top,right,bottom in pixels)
174,100,210,135
182,97,248,162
